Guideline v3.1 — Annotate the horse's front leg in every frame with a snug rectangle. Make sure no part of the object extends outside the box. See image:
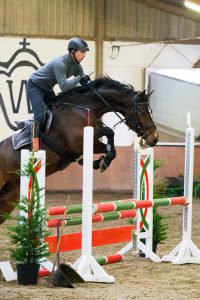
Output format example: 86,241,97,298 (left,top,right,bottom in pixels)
93,127,116,172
